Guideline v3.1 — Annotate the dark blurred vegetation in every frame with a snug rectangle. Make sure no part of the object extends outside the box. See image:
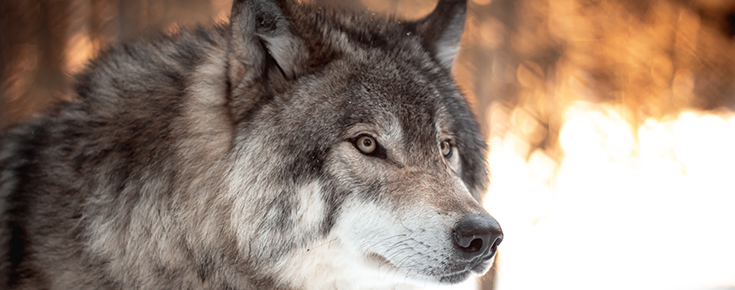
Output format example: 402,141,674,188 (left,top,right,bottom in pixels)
0,0,230,130
456,0,735,161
